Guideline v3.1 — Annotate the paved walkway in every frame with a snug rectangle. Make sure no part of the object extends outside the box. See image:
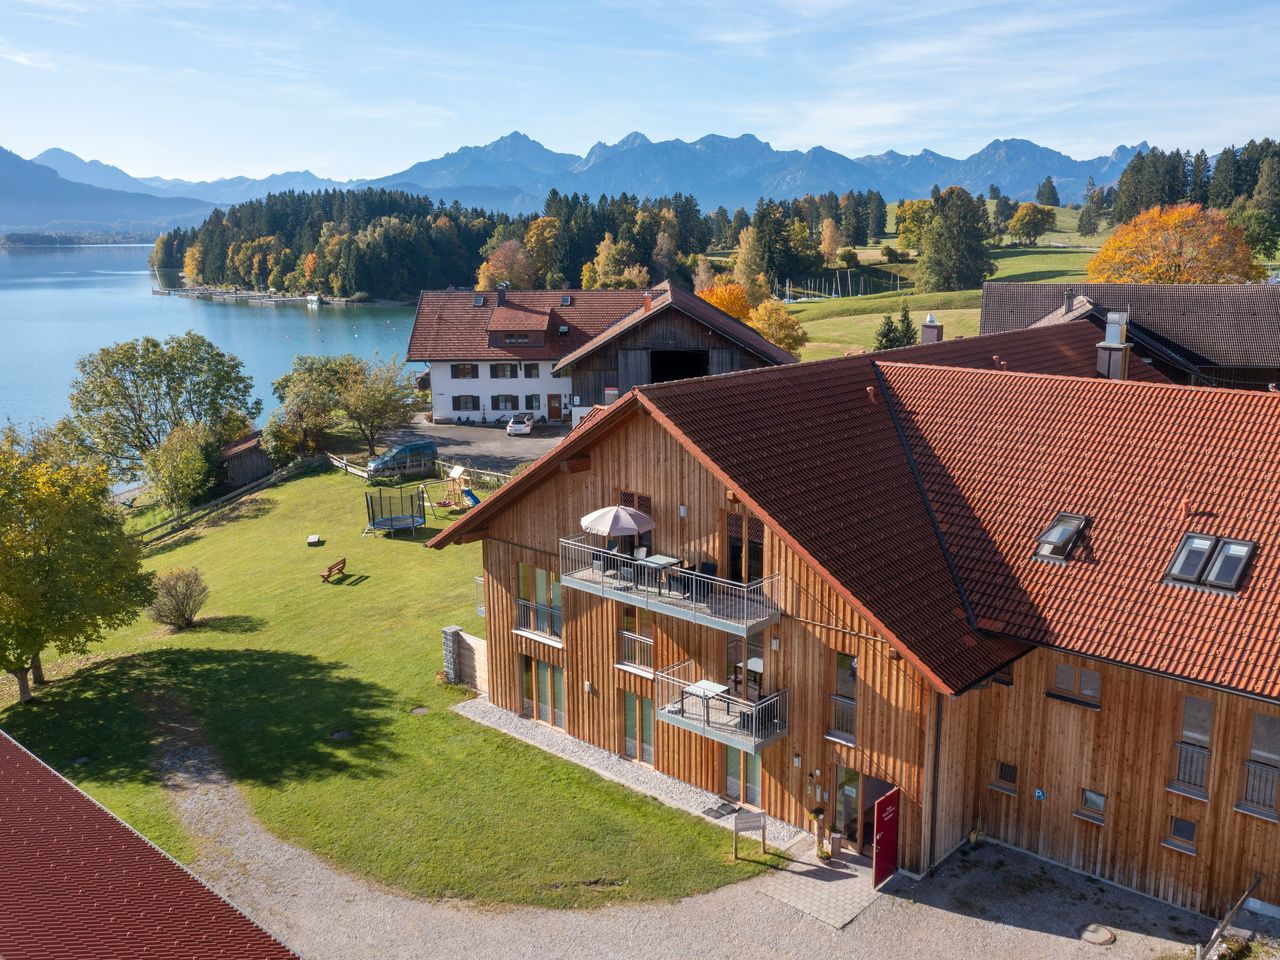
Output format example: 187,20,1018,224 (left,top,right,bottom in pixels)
760,845,879,928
